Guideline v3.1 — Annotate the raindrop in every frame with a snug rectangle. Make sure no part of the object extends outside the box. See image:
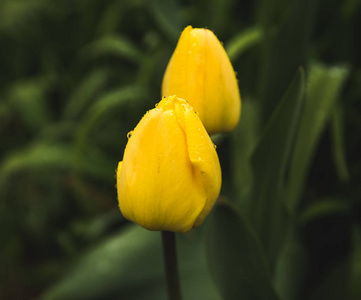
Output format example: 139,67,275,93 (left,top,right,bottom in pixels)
127,131,133,139
213,144,217,149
